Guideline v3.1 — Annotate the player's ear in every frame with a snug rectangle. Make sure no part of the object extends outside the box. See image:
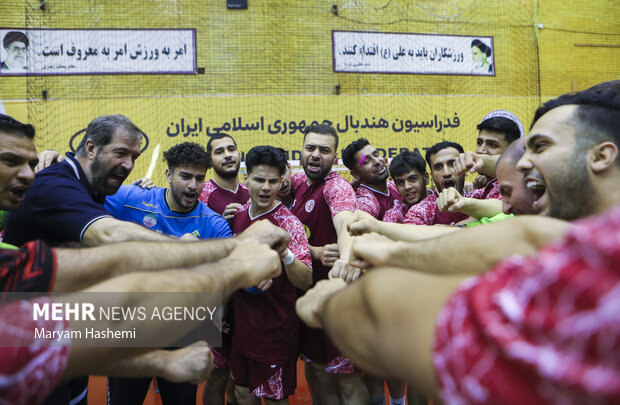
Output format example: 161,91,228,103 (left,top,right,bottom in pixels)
243,172,248,186
424,172,429,185
85,139,97,160
165,168,172,184
590,141,618,174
